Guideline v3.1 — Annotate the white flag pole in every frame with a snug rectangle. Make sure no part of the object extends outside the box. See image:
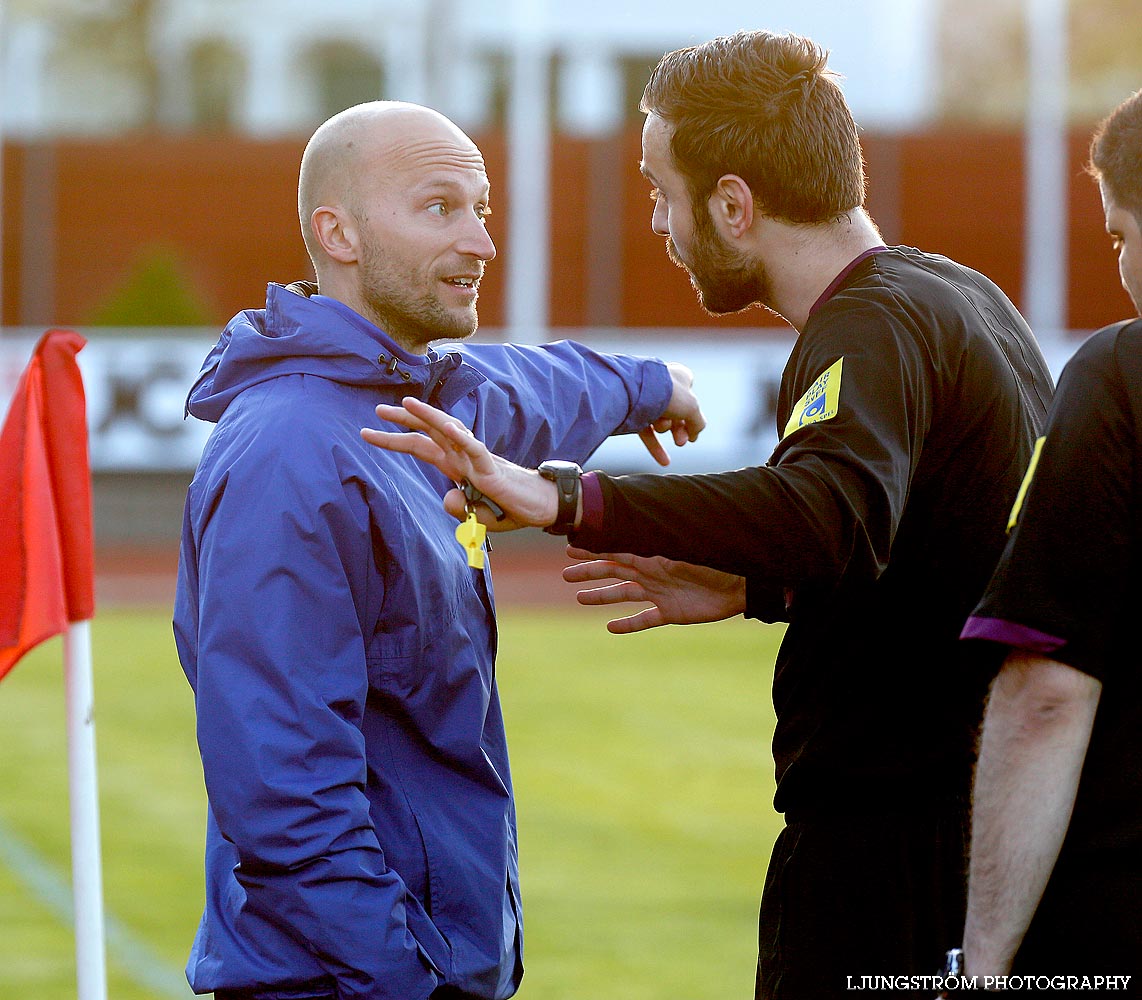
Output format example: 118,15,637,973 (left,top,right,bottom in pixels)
63,618,108,1000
